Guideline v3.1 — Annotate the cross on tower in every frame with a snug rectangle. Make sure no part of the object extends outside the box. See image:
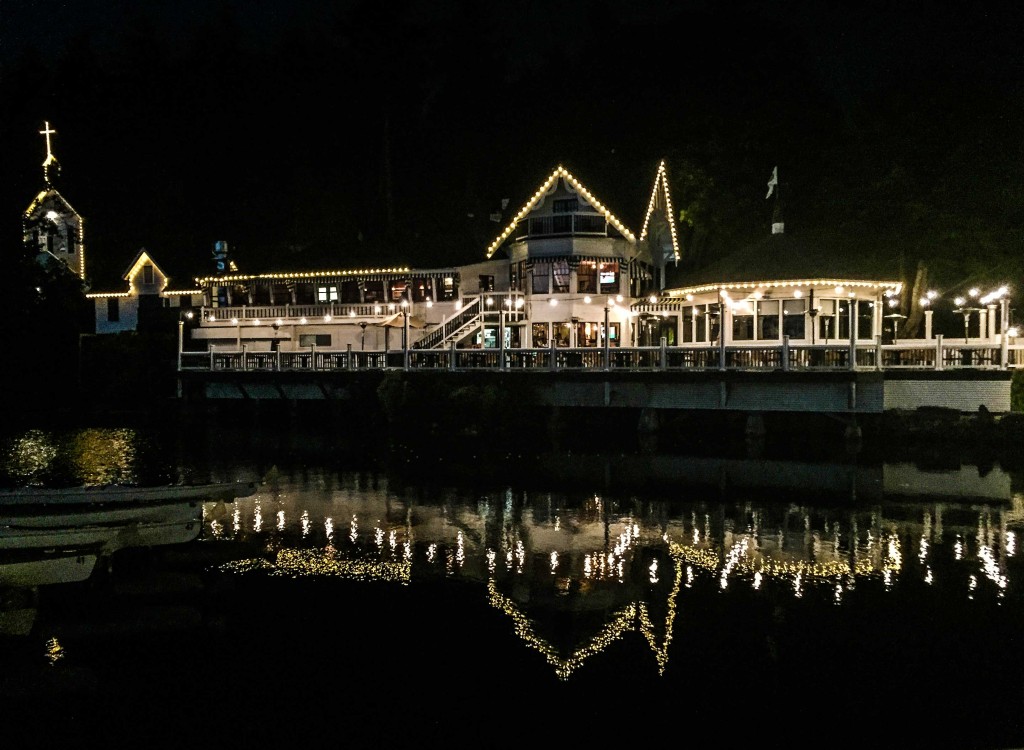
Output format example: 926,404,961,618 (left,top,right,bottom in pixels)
40,121,57,163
